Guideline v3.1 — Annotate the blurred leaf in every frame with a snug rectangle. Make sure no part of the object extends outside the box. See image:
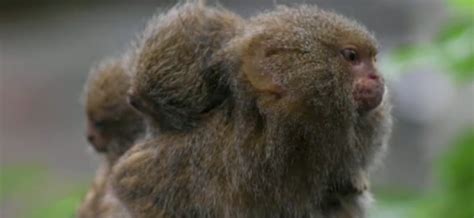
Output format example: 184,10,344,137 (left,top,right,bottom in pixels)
391,46,424,64
440,128,474,190
374,188,420,203
1,165,89,218
449,0,474,11
450,53,474,81
0,166,46,200
441,26,474,83
436,20,471,44
436,128,474,218
29,189,84,218
388,14,474,84
402,128,474,218
370,188,424,218
411,196,444,218
369,201,413,218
